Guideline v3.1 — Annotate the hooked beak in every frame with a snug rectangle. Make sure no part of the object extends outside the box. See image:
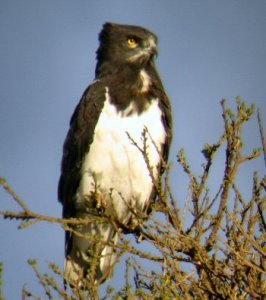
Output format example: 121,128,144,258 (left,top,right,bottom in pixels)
145,37,158,57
